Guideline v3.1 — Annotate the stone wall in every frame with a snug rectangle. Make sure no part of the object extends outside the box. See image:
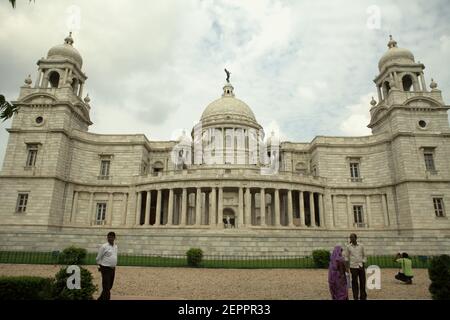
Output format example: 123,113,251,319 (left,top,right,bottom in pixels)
0,226,448,256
